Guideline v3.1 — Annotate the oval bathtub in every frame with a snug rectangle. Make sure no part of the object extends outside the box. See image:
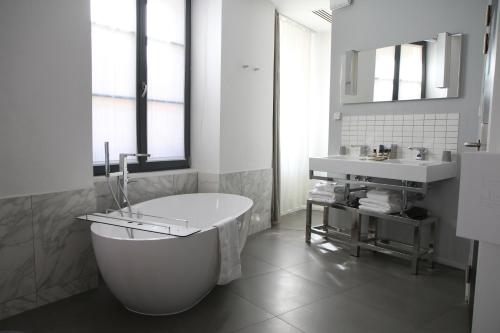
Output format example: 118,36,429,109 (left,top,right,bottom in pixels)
91,193,253,315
